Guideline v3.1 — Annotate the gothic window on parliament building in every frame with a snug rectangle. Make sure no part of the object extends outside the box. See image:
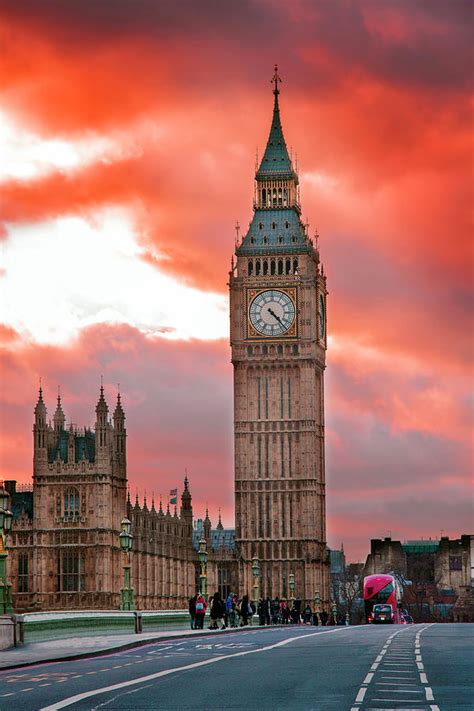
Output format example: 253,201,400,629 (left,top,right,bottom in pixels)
57,550,85,592
18,553,29,593
218,567,231,600
64,487,80,518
